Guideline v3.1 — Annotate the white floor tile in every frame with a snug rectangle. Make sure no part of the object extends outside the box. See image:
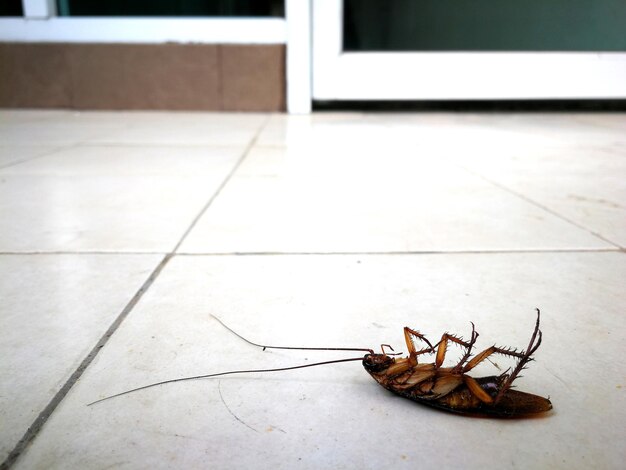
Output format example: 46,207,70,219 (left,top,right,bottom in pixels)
14,252,625,469
256,112,468,149
459,113,626,148
0,110,68,125
88,112,269,146
448,143,626,247
0,145,244,252
0,146,63,168
0,113,127,146
2,110,624,470
0,253,161,462
179,145,610,253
